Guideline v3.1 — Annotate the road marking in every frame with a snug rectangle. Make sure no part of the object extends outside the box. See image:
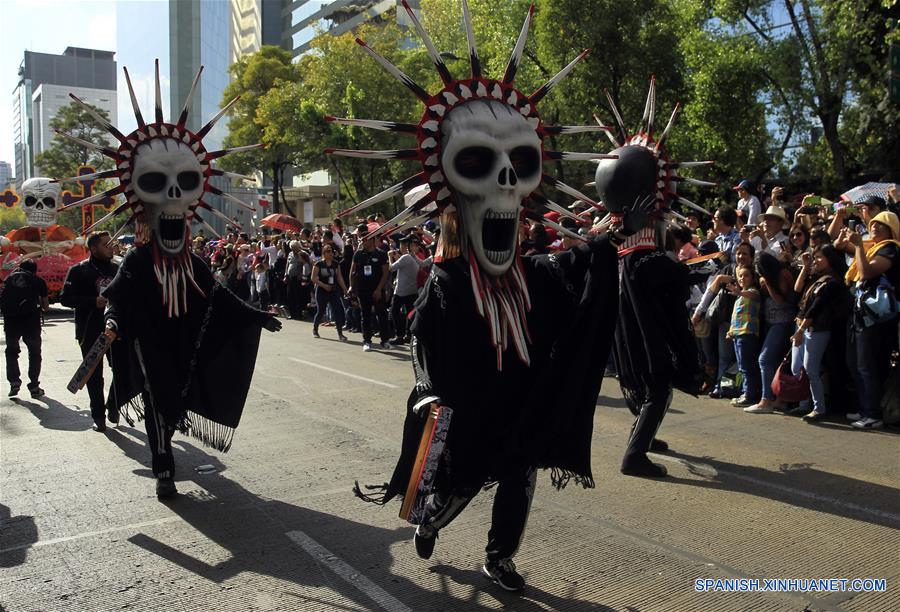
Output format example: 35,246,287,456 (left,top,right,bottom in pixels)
286,529,413,612
289,358,399,389
653,454,900,523
0,516,182,553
